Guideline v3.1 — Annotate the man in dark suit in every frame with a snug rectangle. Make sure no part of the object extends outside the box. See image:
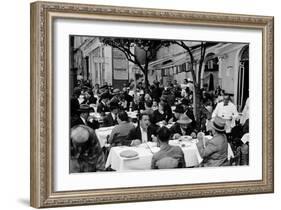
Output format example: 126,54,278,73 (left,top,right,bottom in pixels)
70,87,81,117
97,92,110,114
71,104,100,130
102,101,119,127
127,112,158,146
